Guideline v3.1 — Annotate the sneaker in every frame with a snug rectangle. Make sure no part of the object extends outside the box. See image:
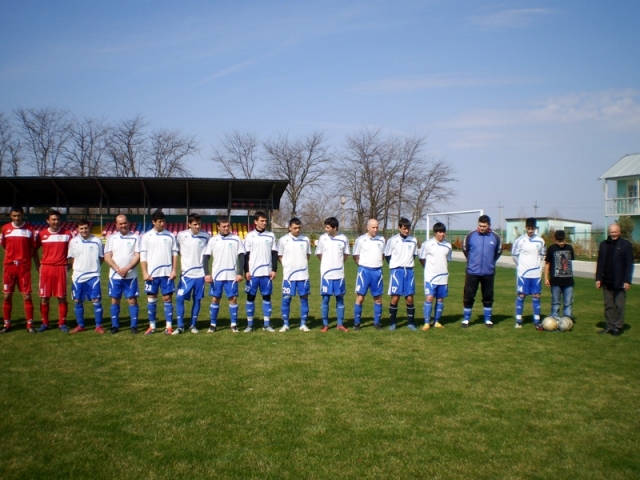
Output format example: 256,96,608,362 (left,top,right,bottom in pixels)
388,324,397,331
263,325,275,332
337,325,349,332
515,322,523,329
320,325,330,333
95,326,106,334
407,324,417,331
189,326,198,334
230,326,240,333
70,326,86,334
485,321,493,328
373,323,383,330
27,326,37,334
354,323,361,331
144,327,155,335
434,322,445,329
111,327,119,334
461,320,470,328
279,325,290,332
535,323,544,332
244,326,254,333
130,327,138,335
164,327,173,335
59,324,70,333
38,324,49,332
422,323,431,331
207,325,217,333
0,325,12,334
171,327,184,335
299,324,310,332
